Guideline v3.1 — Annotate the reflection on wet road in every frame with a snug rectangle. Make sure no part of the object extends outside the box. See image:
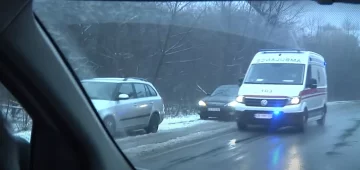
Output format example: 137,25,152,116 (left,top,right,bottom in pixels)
127,102,360,170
